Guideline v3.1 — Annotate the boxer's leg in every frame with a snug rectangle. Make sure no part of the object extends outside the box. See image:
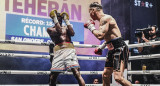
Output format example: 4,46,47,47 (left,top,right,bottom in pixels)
102,67,113,86
49,72,60,86
50,49,65,86
64,48,85,86
71,68,85,86
113,47,132,86
103,51,113,86
113,60,132,86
